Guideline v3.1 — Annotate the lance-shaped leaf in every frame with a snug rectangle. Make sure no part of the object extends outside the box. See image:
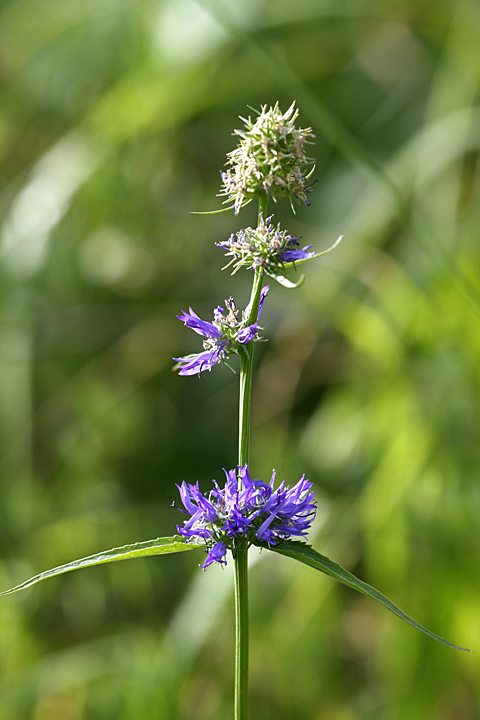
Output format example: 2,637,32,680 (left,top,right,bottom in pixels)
263,540,471,652
0,536,203,597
